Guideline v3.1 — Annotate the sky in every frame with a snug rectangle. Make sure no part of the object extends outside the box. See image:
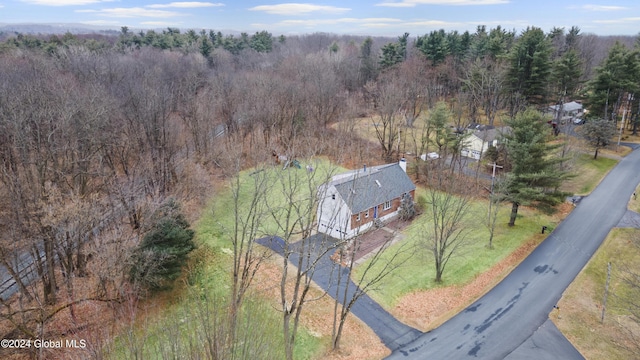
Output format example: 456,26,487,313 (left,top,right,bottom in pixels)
1,0,639,36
